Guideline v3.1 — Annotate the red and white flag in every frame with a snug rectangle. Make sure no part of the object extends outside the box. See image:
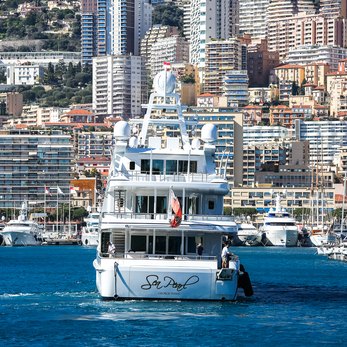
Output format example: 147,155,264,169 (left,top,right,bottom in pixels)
44,186,51,196
170,188,182,228
163,61,171,70
70,186,77,194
